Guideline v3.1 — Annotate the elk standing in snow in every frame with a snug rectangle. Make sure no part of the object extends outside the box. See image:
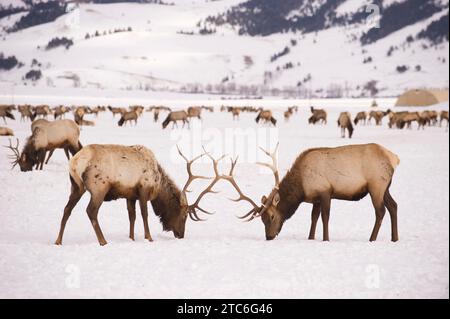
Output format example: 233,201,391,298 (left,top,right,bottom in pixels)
216,143,399,242
0,105,15,124
118,110,138,126
368,110,386,126
354,111,367,125
5,119,82,171
18,105,34,122
162,110,190,129
33,105,52,119
440,110,449,128
54,145,216,245
108,106,126,118
187,106,202,120
284,108,294,122
338,112,354,138
255,109,277,126
308,107,327,125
